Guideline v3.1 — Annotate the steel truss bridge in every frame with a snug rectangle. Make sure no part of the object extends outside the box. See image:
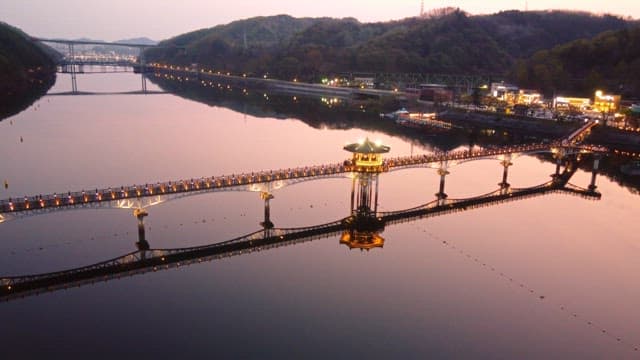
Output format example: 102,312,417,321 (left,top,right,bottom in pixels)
33,38,156,49
34,38,154,92
0,159,598,302
58,61,137,72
